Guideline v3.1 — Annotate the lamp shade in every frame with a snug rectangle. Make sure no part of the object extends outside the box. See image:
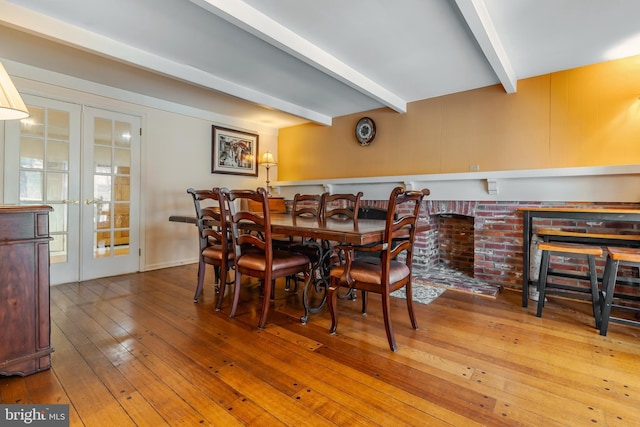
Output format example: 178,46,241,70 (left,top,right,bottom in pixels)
0,61,29,120
259,151,277,167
